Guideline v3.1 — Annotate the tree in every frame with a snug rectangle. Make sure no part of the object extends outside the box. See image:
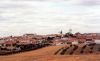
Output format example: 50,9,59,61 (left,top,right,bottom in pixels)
64,33,73,37
90,46,93,50
82,45,87,49
11,35,12,37
73,46,78,51
89,50,92,54
47,37,54,40
48,40,53,43
41,40,53,43
80,49,83,54
75,32,81,36
69,51,74,55
98,47,100,52
41,40,47,43
70,44,72,47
